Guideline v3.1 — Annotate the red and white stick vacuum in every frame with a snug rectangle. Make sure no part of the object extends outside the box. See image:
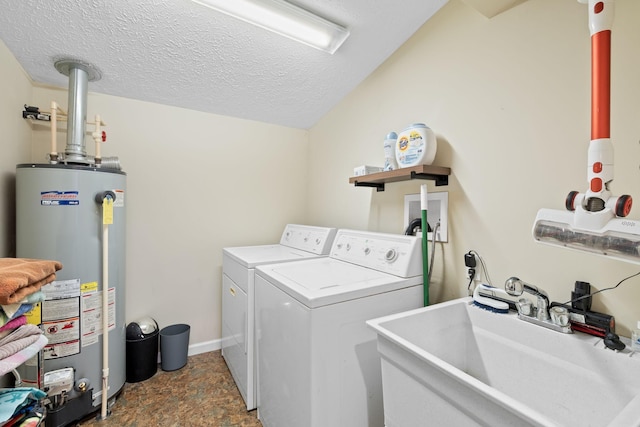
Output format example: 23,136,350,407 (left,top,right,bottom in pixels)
533,0,640,263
